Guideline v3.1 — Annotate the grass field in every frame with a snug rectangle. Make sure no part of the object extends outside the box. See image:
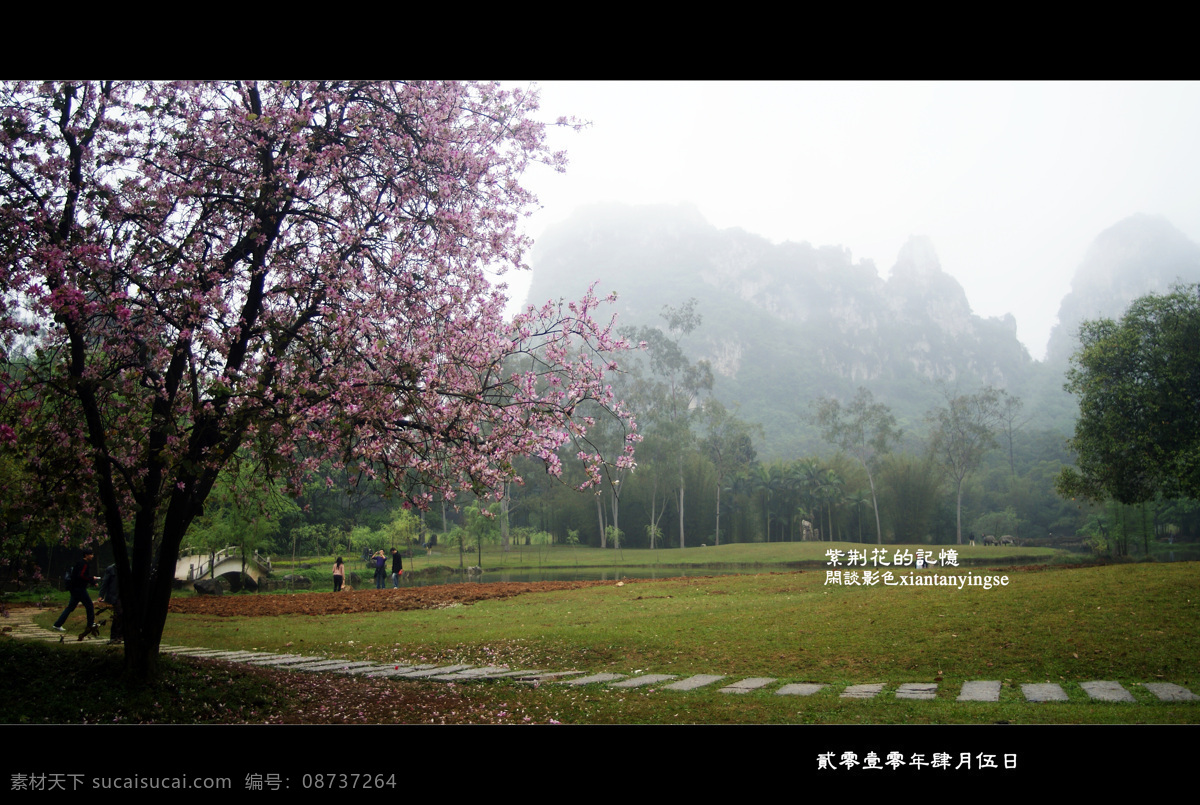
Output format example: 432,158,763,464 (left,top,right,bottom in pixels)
9,544,1200,725
274,539,1066,574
